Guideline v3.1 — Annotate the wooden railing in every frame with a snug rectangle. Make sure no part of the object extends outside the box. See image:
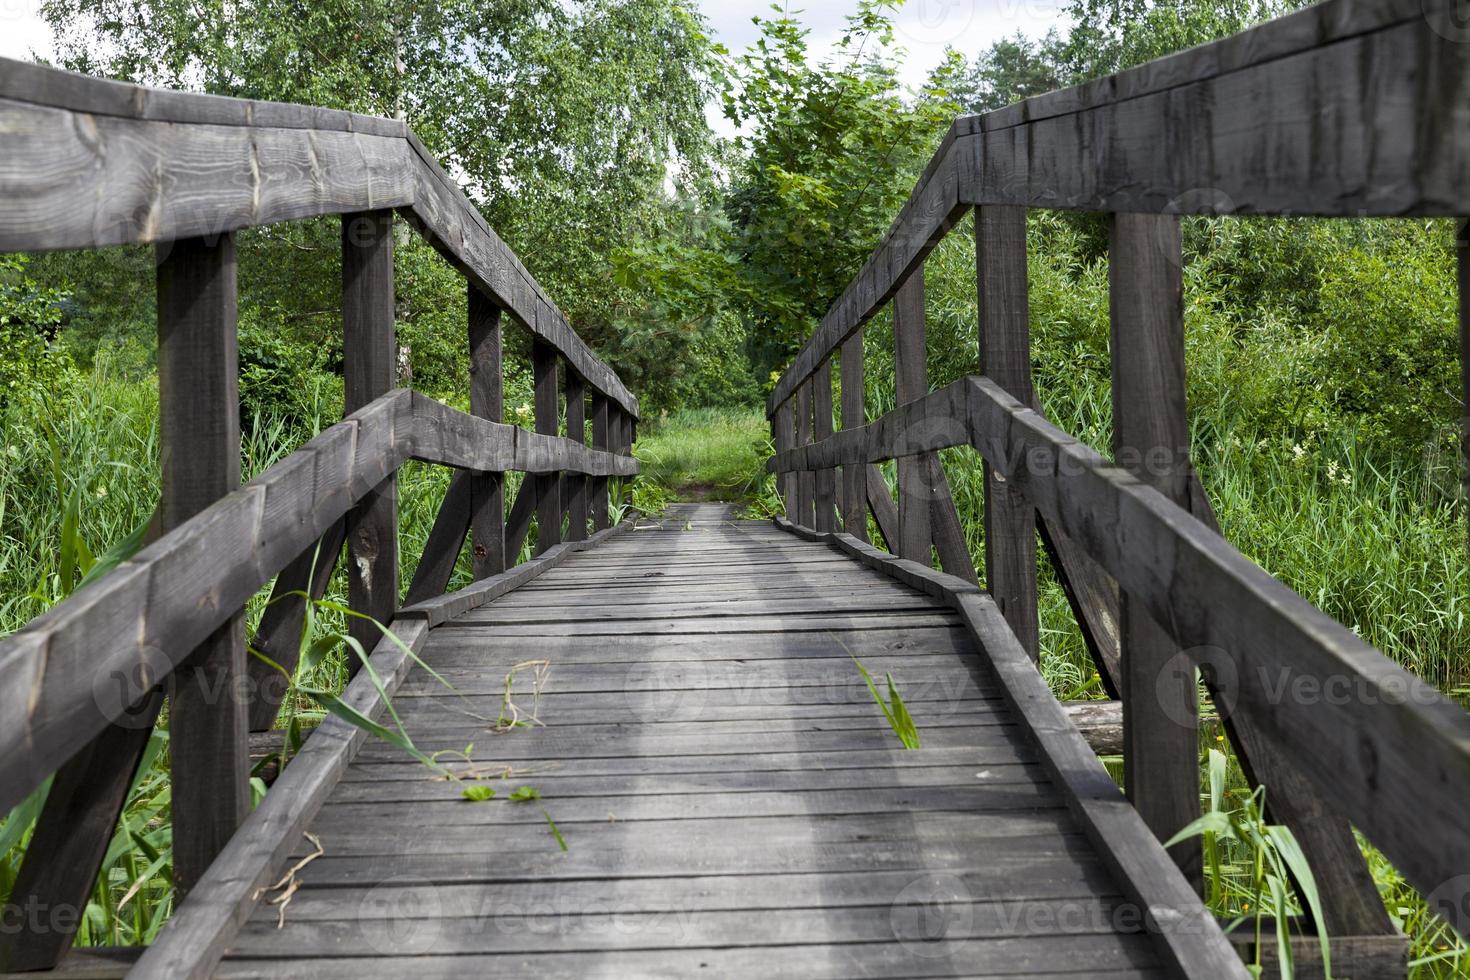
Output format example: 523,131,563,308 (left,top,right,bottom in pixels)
768,0,1470,967
0,57,638,972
